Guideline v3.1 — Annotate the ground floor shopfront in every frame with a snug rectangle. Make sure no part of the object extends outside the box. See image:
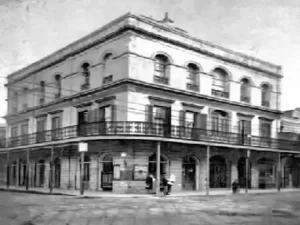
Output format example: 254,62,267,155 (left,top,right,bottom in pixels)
0,139,300,194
